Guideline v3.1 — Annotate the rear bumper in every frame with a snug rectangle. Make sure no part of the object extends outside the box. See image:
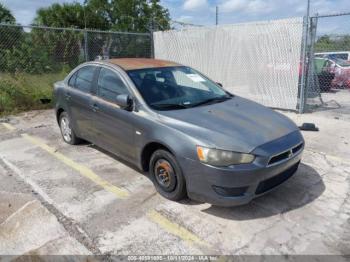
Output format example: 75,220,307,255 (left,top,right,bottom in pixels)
180,131,304,207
